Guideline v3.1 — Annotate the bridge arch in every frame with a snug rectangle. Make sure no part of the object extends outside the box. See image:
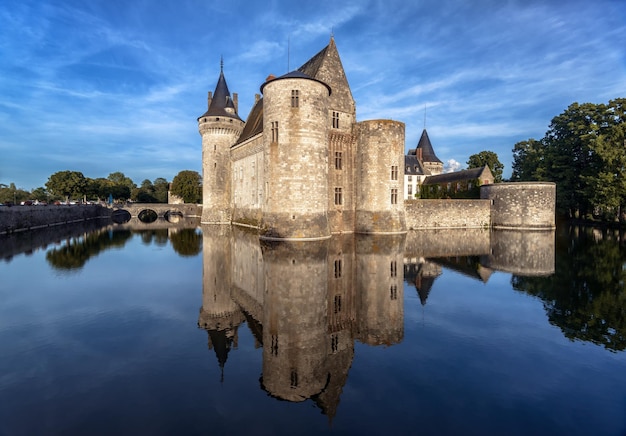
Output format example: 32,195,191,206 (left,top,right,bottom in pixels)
138,209,158,223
